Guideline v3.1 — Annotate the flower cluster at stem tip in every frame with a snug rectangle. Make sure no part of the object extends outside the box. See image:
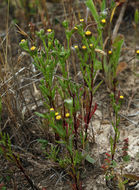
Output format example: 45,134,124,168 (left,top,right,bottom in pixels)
108,50,112,55
120,95,124,99
80,18,84,22
21,39,25,43
54,111,61,120
85,30,92,36
101,19,106,24
101,153,111,170
74,26,78,30
47,29,52,33
50,108,70,120
30,46,36,51
89,44,93,47
56,115,62,120
122,138,129,157
65,113,70,118
136,50,139,55
82,45,87,50
74,45,78,49
55,112,59,116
